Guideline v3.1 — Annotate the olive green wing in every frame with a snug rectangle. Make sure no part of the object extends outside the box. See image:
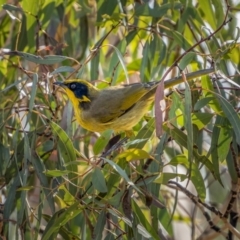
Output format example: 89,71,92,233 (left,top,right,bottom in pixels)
90,83,157,124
